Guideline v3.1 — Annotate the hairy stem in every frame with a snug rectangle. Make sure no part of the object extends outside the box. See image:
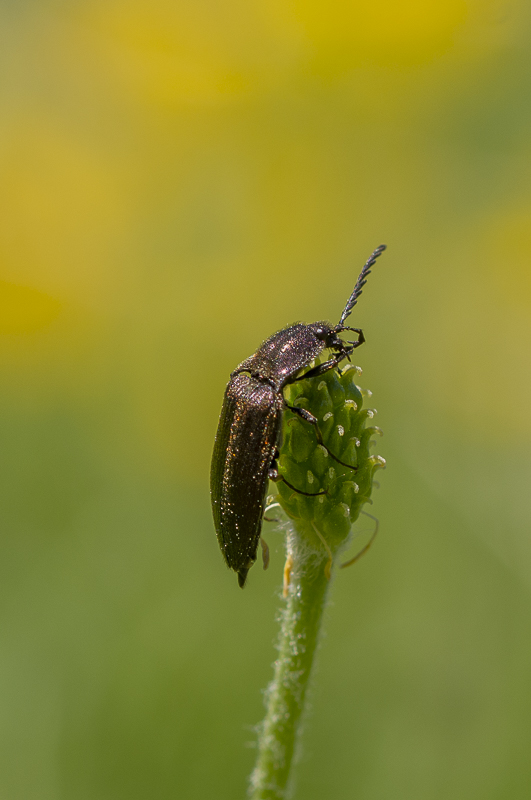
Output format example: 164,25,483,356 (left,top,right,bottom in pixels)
250,362,385,798
249,525,332,800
